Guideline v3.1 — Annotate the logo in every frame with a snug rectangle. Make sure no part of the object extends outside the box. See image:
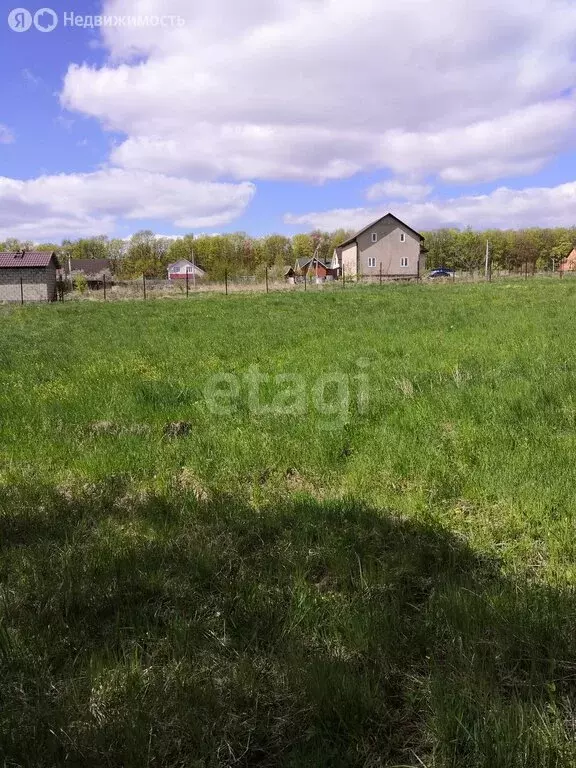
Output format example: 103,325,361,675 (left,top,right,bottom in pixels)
34,7,58,31
8,8,32,31
7,7,58,32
